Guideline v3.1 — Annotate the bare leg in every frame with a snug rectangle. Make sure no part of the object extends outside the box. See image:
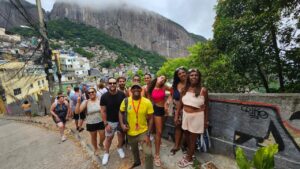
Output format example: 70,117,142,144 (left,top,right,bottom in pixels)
98,130,105,149
105,135,114,153
186,131,198,162
175,125,183,148
90,131,98,153
154,116,163,156
117,131,124,148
